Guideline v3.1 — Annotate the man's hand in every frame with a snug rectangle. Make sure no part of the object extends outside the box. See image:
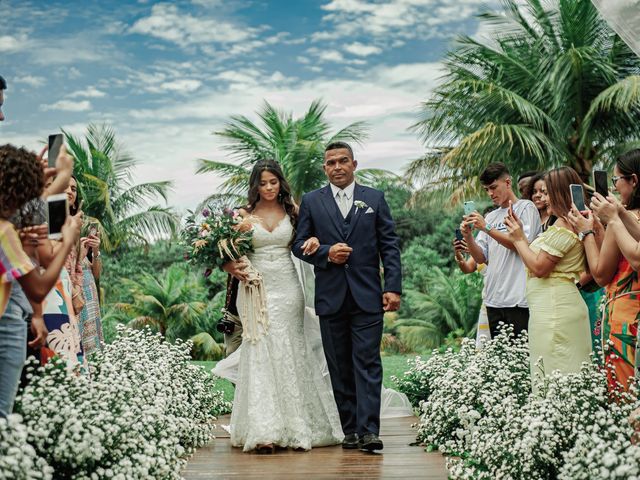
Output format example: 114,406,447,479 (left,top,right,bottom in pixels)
383,292,401,312
464,212,487,231
222,259,249,282
301,237,320,255
328,243,352,264
29,316,48,349
460,220,473,239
